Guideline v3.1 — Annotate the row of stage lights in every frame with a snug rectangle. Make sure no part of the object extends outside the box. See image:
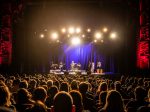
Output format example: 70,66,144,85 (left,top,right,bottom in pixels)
38,27,117,45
